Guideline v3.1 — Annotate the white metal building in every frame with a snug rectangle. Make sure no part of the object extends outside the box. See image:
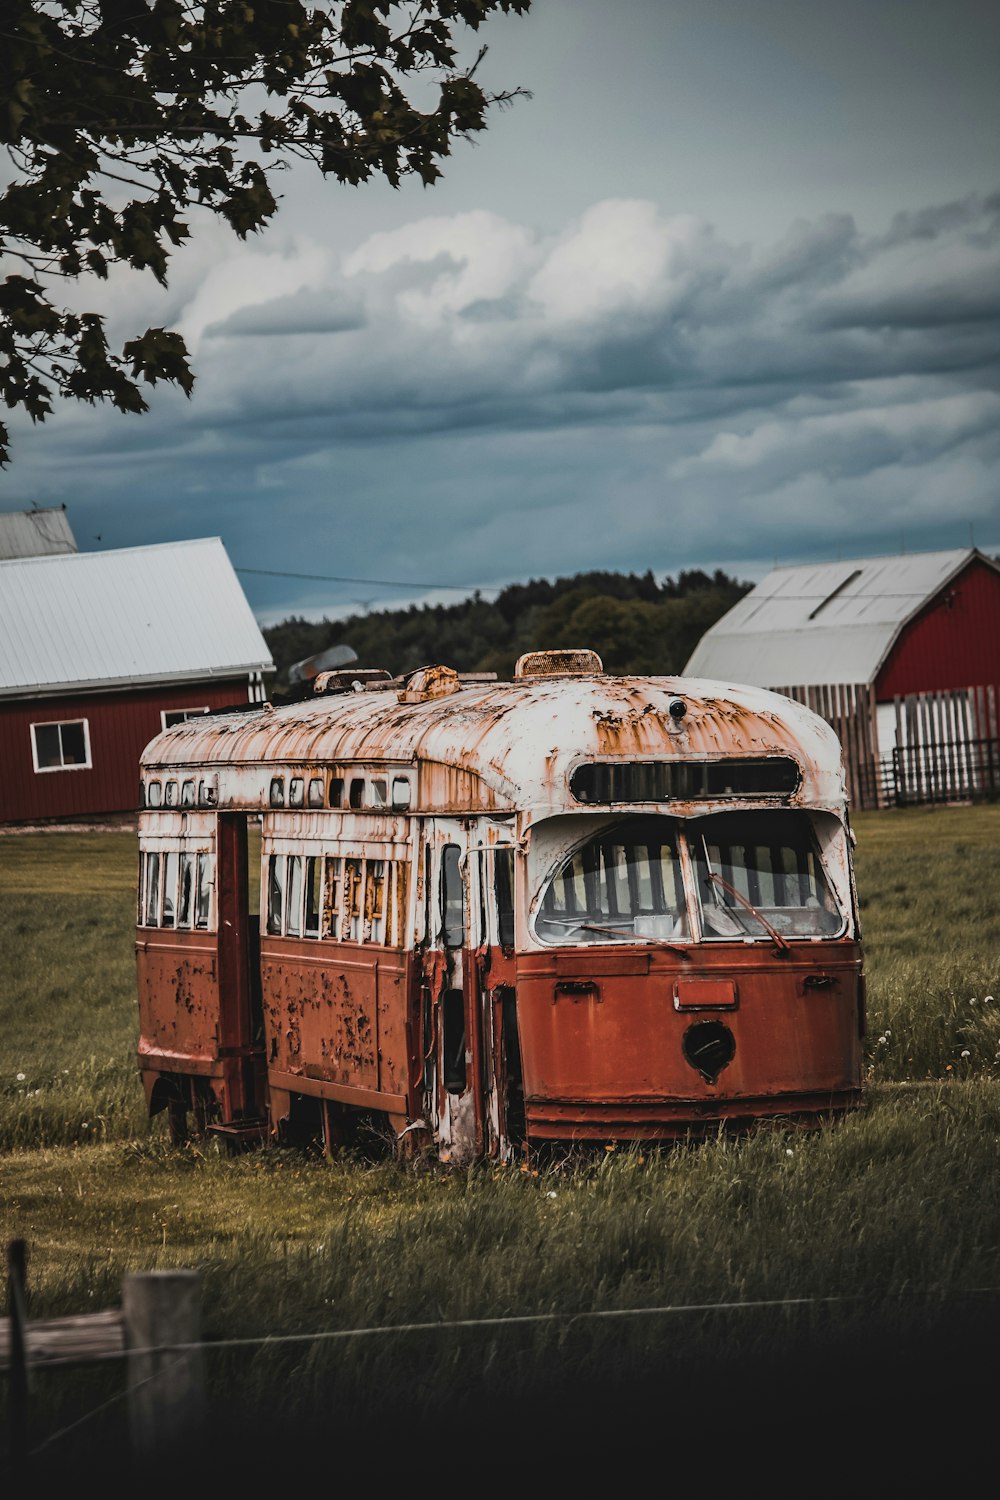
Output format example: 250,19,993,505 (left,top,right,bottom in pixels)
1,537,274,823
